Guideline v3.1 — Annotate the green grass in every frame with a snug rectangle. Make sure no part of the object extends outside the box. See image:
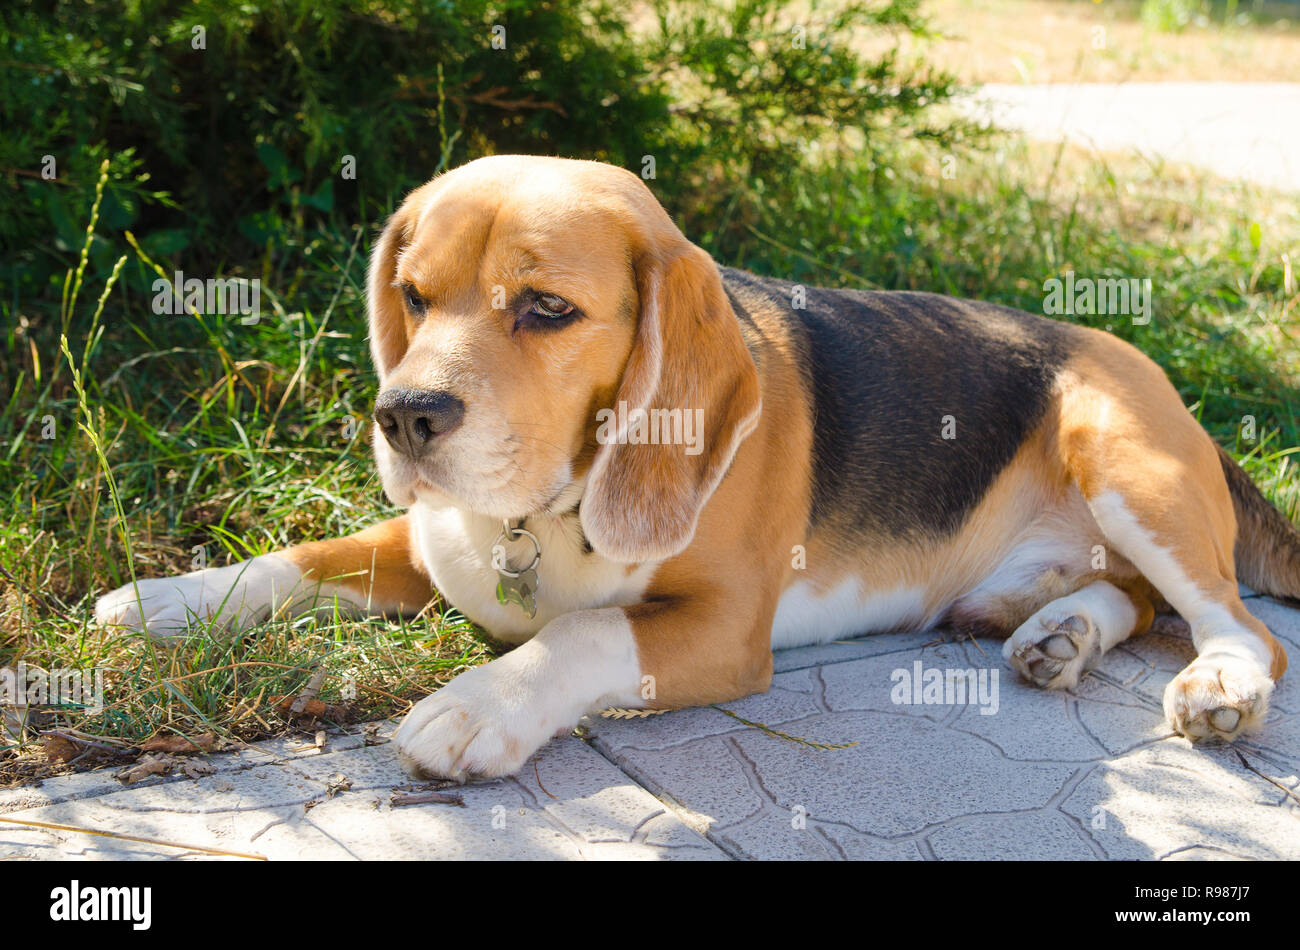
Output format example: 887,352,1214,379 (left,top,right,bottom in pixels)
2,126,1298,785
